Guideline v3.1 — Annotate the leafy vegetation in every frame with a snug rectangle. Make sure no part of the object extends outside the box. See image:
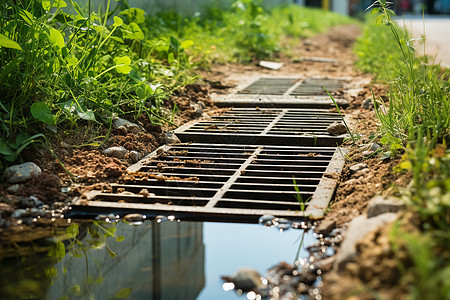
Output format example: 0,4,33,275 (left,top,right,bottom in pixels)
356,1,449,298
0,0,353,171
